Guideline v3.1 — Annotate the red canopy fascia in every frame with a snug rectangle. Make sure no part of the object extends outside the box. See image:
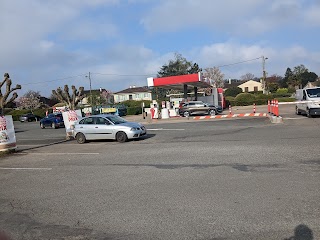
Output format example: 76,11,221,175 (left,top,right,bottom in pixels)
147,73,210,89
